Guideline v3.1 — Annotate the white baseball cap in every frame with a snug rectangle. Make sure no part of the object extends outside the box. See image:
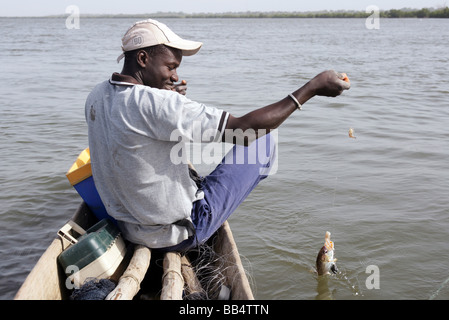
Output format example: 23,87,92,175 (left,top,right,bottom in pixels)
117,19,202,63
